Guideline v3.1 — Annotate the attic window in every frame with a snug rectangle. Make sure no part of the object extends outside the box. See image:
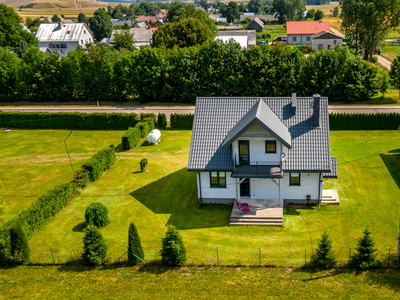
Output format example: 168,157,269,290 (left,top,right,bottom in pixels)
265,140,276,153
84,30,86,34
67,31,70,34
